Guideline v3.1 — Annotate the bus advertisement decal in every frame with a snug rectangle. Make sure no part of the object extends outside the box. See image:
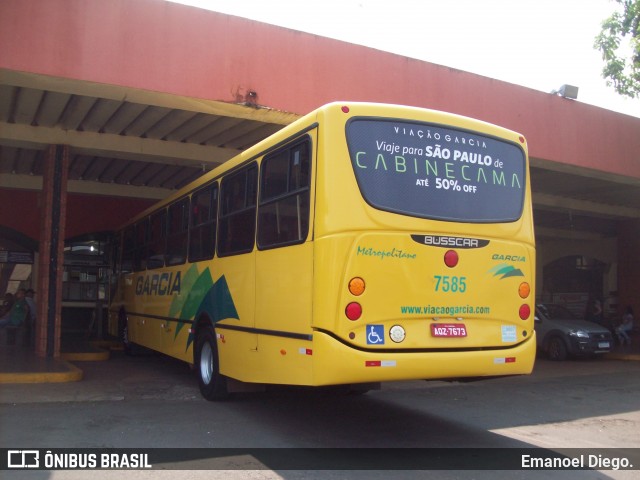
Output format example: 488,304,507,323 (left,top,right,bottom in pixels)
400,305,490,316
411,234,490,249
488,263,524,279
357,245,417,260
347,118,526,223
135,271,182,296
154,265,240,352
167,265,200,318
